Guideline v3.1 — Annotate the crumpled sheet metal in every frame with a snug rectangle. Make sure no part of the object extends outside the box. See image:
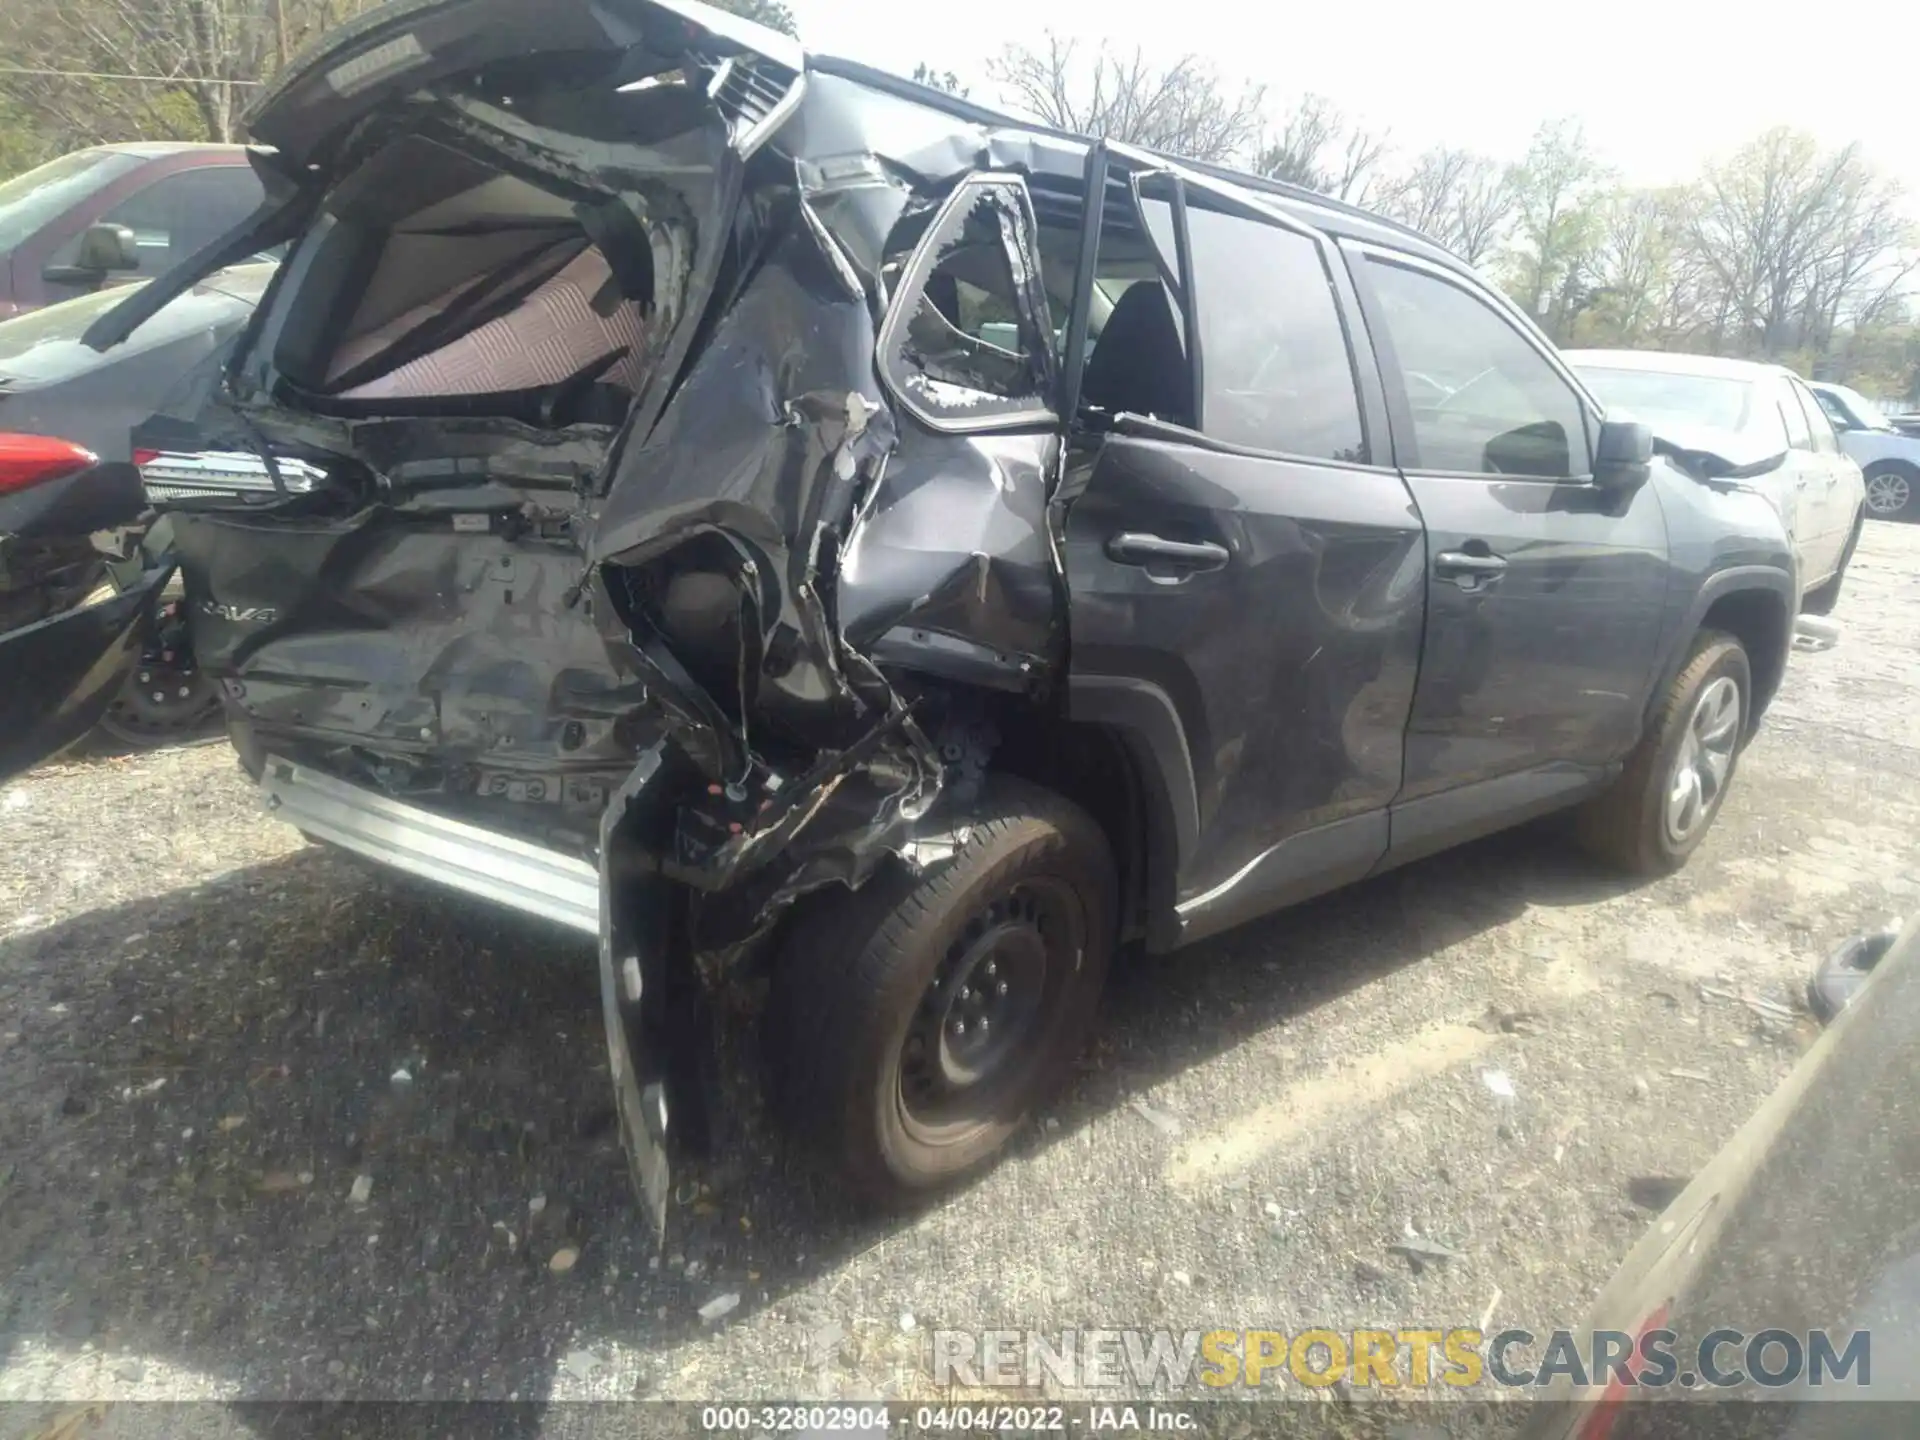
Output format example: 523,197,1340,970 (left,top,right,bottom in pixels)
585,146,1065,903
